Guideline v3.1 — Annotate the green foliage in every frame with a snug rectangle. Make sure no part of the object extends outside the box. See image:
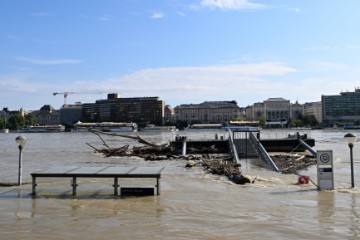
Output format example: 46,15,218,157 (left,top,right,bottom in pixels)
289,119,303,128
25,113,36,126
258,116,266,126
7,114,25,130
0,118,6,129
175,120,188,130
302,115,318,127
288,115,318,128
